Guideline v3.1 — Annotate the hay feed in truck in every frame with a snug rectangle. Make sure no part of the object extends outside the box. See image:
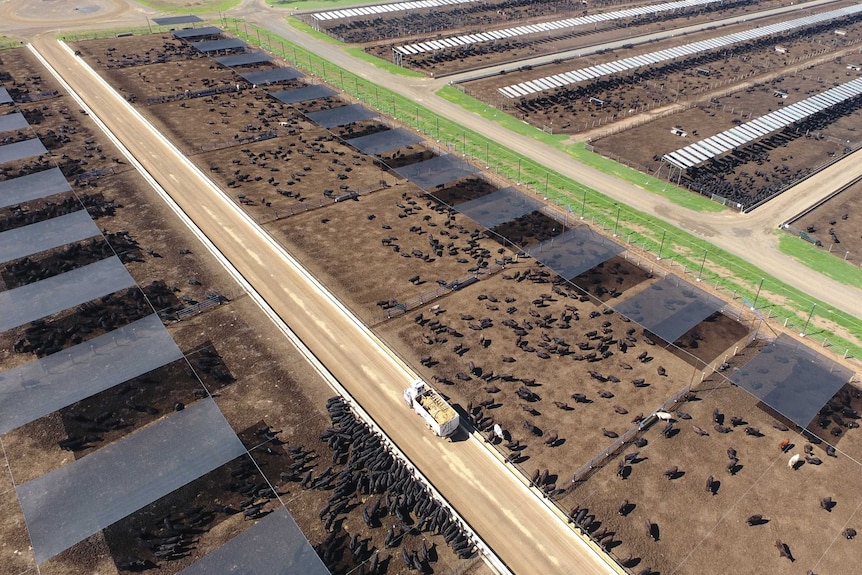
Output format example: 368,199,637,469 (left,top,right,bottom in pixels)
403,380,460,438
